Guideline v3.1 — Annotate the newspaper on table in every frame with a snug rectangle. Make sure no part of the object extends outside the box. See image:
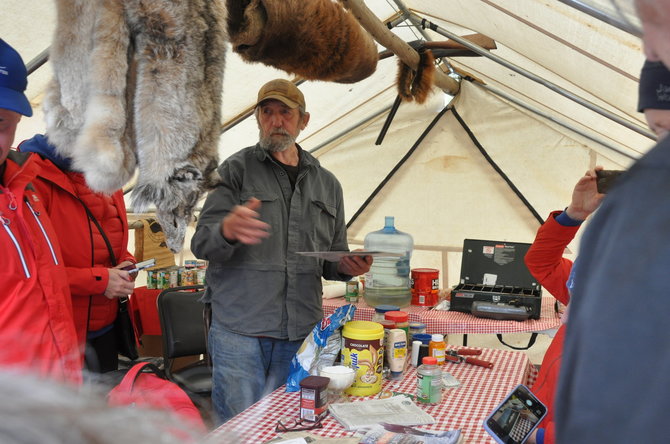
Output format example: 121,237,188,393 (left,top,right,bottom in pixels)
328,395,435,430
357,423,463,444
